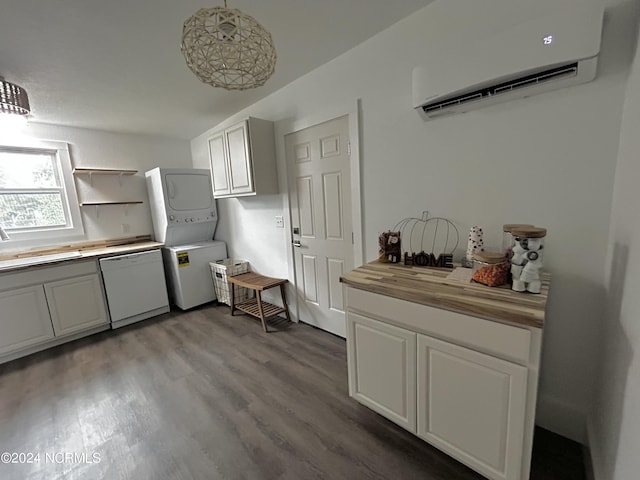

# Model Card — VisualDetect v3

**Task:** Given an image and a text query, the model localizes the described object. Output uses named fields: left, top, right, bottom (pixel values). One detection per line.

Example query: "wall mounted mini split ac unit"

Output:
left=412, top=0, right=605, bottom=119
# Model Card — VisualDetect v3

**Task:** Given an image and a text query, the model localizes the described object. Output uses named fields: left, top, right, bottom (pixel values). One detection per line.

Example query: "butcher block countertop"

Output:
left=340, top=261, right=550, bottom=328
left=0, top=236, right=164, bottom=273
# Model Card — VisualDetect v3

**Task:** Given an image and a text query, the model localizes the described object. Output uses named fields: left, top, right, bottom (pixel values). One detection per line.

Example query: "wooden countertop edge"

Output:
left=0, top=241, right=164, bottom=274
left=0, top=235, right=155, bottom=260
left=340, top=262, right=548, bottom=329
left=75, top=242, right=164, bottom=260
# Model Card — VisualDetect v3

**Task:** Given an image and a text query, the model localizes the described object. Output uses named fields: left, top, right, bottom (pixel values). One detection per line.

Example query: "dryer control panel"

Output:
left=168, top=211, right=217, bottom=224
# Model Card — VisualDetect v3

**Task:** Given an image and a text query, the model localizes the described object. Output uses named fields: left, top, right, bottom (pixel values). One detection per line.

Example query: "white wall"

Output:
left=191, top=0, right=638, bottom=442
left=6, top=123, right=191, bottom=248
left=589, top=6, right=640, bottom=479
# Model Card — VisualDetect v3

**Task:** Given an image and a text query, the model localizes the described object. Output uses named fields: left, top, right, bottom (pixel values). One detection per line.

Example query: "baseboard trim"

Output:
left=583, top=444, right=595, bottom=480
left=536, top=393, right=587, bottom=444
left=0, top=323, right=110, bottom=365
left=586, top=414, right=603, bottom=480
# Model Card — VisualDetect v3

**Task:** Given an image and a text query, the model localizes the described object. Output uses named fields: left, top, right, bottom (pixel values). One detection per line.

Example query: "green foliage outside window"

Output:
left=0, top=149, right=67, bottom=230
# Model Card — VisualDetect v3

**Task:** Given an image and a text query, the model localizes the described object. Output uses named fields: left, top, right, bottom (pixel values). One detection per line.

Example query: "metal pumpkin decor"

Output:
left=392, top=211, right=459, bottom=268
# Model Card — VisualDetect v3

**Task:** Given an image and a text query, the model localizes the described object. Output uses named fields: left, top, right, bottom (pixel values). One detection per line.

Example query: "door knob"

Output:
left=292, top=240, right=302, bottom=248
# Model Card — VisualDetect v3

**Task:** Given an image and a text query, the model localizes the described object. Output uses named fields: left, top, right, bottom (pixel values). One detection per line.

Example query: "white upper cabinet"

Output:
left=208, top=117, right=278, bottom=198
left=208, top=132, right=231, bottom=196
left=225, top=122, right=254, bottom=195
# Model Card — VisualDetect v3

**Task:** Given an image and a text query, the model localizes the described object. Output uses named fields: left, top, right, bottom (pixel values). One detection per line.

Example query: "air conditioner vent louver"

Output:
left=423, top=63, right=579, bottom=114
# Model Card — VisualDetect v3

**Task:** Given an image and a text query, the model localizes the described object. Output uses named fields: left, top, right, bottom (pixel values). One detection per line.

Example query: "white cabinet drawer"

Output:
left=0, top=260, right=98, bottom=291
left=346, top=287, right=531, bottom=364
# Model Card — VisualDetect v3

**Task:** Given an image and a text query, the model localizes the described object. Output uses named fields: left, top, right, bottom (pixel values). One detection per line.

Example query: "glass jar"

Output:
left=502, top=224, right=534, bottom=259
left=510, top=227, right=547, bottom=294
left=472, top=251, right=510, bottom=287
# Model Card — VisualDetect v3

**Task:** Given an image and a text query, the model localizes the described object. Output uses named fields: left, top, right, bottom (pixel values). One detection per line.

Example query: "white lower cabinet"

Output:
left=45, top=274, right=108, bottom=337
left=0, top=260, right=110, bottom=363
left=345, top=286, right=540, bottom=480
left=347, top=312, right=416, bottom=432
left=0, top=285, right=55, bottom=355
left=417, top=334, right=527, bottom=480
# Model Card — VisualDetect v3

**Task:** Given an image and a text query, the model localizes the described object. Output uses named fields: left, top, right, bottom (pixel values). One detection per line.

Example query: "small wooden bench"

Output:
left=227, top=272, right=291, bottom=332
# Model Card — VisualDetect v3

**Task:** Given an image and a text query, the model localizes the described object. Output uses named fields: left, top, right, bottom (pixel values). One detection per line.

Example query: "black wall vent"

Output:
left=423, top=63, right=579, bottom=115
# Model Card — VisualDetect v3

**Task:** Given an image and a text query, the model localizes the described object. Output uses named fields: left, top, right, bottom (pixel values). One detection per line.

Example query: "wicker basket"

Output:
left=210, top=259, right=253, bottom=306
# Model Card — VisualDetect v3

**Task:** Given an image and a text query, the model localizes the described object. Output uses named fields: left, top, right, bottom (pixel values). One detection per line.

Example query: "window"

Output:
left=0, top=141, right=83, bottom=245
left=0, top=148, right=68, bottom=229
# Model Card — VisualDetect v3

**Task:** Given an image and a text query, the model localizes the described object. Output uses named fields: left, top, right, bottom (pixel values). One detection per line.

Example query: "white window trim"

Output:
left=0, top=139, right=84, bottom=250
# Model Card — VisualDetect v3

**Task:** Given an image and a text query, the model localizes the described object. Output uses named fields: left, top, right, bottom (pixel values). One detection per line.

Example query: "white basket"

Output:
left=210, top=259, right=252, bottom=306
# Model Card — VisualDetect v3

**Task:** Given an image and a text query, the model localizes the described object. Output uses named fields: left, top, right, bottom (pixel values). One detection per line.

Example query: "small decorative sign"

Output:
left=391, top=211, right=459, bottom=270
left=404, top=252, right=453, bottom=268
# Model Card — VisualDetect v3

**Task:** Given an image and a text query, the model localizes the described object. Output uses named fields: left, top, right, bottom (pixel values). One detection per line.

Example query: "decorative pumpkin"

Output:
left=393, top=211, right=459, bottom=263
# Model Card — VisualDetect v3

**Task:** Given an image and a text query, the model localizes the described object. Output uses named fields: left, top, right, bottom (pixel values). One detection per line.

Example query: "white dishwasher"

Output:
left=99, top=249, right=170, bottom=329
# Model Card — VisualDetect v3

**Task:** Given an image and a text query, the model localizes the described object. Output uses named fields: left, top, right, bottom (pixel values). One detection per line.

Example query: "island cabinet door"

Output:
left=346, top=312, right=417, bottom=432
left=0, top=285, right=54, bottom=355
left=44, top=274, right=109, bottom=337
left=417, top=334, right=528, bottom=480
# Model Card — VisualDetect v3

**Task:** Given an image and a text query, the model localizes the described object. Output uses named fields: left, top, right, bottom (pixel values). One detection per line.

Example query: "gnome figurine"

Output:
left=510, top=228, right=547, bottom=294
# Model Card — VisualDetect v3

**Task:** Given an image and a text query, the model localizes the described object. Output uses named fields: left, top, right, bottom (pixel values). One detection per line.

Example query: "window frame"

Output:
left=0, top=140, right=84, bottom=247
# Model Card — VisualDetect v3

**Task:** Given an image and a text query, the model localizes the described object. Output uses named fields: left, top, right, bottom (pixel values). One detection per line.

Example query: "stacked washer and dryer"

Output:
left=145, top=168, right=227, bottom=310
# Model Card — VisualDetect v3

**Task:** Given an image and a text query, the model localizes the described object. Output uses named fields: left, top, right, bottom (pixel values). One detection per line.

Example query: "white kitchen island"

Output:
left=341, top=261, right=550, bottom=480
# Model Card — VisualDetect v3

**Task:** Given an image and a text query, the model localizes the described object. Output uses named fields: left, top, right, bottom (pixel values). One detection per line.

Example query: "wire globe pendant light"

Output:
left=181, top=1, right=276, bottom=91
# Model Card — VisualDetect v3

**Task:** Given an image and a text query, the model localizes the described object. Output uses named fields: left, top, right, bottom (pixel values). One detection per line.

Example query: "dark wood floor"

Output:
left=0, top=305, right=586, bottom=480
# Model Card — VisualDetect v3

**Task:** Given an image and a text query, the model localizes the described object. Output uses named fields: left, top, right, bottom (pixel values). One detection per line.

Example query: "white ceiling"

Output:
left=0, top=0, right=433, bottom=140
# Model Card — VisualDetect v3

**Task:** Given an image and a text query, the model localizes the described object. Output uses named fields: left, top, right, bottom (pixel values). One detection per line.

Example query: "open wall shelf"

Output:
left=73, top=168, right=138, bottom=186
left=79, top=201, right=143, bottom=217
left=73, top=168, right=138, bottom=175
left=80, top=201, right=143, bottom=206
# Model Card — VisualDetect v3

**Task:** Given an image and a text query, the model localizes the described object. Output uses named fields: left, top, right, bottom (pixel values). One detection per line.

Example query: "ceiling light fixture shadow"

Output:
left=0, top=77, right=30, bottom=117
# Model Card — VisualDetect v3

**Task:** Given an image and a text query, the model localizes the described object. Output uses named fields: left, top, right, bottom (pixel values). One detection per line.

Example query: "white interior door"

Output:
left=286, top=115, right=352, bottom=337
